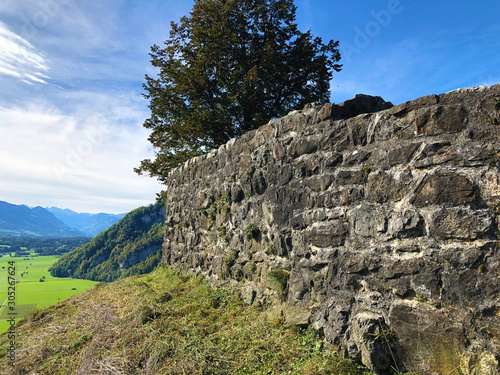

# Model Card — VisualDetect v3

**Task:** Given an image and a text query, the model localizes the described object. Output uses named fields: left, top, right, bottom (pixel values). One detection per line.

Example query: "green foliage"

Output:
left=235, top=265, right=245, bottom=281
left=267, top=268, right=290, bottom=297
left=364, top=329, right=396, bottom=343
left=210, top=194, right=230, bottom=222
left=249, top=262, right=257, bottom=274
left=0, top=237, right=90, bottom=256
left=49, top=203, right=165, bottom=282
left=267, top=242, right=277, bottom=255
left=135, top=0, right=342, bottom=181
left=246, top=166, right=256, bottom=178
left=217, top=225, right=227, bottom=237
left=244, top=223, right=260, bottom=241
left=491, top=201, right=500, bottom=215
left=415, top=295, right=428, bottom=303
left=223, top=249, right=239, bottom=278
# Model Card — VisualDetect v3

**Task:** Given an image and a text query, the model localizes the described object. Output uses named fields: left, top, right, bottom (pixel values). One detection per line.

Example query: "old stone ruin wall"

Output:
left=162, top=84, right=500, bottom=374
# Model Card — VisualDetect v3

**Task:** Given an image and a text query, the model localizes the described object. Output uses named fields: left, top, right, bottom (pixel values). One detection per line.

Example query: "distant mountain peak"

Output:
left=0, top=201, right=87, bottom=238
left=46, top=207, right=127, bottom=237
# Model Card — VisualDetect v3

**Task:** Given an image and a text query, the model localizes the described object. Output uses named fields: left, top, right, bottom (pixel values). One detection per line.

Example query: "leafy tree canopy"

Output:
left=136, top=0, right=341, bottom=182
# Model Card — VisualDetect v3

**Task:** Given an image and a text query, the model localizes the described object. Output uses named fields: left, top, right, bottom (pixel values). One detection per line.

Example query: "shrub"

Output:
left=267, top=268, right=290, bottom=298
left=222, top=249, right=239, bottom=278
left=244, top=223, right=260, bottom=241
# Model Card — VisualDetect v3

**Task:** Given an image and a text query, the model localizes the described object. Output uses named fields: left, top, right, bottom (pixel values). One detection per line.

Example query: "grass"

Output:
left=0, top=265, right=376, bottom=375
left=0, top=253, right=98, bottom=333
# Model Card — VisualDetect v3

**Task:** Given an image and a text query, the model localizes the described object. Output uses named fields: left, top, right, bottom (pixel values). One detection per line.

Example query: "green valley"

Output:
left=0, top=254, right=98, bottom=333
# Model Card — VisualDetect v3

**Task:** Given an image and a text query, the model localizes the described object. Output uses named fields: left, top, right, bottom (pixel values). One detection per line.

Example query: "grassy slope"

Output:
left=0, top=266, right=376, bottom=375
left=0, top=255, right=98, bottom=333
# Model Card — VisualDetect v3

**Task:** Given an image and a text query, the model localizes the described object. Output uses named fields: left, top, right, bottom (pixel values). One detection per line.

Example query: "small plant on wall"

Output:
left=245, top=223, right=260, bottom=241
left=222, top=249, right=239, bottom=279
left=267, top=268, right=290, bottom=299
left=209, top=194, right=230, bottom=222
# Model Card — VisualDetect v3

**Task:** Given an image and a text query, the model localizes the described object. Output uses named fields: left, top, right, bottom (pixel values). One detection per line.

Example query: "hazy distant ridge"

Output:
left=0, top=201, right=87, bottom=238
left=46, top=207, right=126, bottom=237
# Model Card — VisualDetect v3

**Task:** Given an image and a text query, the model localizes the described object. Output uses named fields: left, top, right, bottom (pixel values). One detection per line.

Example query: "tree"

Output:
left=136, top=0, right=341, bottom=182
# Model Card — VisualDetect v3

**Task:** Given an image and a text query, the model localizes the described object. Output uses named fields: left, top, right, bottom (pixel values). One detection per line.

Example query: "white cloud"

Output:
left=0, top=91, right=162, bottom=214
left=0, top=22, right=50, bottom=84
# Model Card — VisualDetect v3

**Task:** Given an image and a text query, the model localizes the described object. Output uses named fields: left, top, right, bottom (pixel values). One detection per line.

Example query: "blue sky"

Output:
left=0, top=0, right=498, bottom=214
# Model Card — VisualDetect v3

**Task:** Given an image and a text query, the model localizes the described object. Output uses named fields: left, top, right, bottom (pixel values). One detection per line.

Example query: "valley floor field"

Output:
left=0, top=254, right=98, bottom=332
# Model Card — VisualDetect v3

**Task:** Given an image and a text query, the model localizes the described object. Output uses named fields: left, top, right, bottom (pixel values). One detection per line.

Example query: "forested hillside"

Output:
left=0, top=236, right=90, bottom=255
left=49, top=203, right=164, bottom=282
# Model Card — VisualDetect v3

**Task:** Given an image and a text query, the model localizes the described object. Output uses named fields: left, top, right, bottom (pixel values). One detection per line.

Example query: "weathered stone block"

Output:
left=366, top=171, right=410, bottom=203
left=347, top=115, right=369, bottom=146
left=429, top=208, right=492, bottom=240
left=323, top=152, right=343, bottom=168
left=387, top=209, right=424, bottom=238
left=387, top=94, right=439, bottom=116
left=305, top=221, right=348, bottom=247
left=313, top=294, right=352, bottom=344
left=344, top=312, right=392, bottom=373
left=343, top=149, right=371, bottom=166
left=306, top=175, right=334, bottom=192
left=412, top=172, right=475, bottom=206
left=416, top=105, right=467, bottom=135
left=288, top=137, right=317, bottom=157
left=288, top=268, right=312, bottom=300
left=483, top=170, right=500, bottom=200
left=336, top=169, right=366, bottom=185
left=313, top=94, right=392, bottom=124
left=340, top=187, right=365, bottom=206
left=387, top=143, right=421, bottom=166
left=277, top=164, right=293, bottom=186
left=251, top=169, right=267, bottom=195
left=352, top=205, right=387, bottom=237
left=320, top=125, right=351, bottom=152
left=389, top=302, right=465, bottom=374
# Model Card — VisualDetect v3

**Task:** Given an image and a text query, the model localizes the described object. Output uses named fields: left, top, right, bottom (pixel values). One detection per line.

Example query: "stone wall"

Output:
left=162, top=84, right=500, bottom=374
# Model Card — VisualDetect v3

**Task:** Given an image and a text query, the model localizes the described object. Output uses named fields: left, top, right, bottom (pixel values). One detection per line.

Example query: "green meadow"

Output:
left=0, top=253, right=98, bottom=332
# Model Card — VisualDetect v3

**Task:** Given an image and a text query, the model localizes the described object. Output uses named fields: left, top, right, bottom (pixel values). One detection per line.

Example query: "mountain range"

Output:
left=0, top=201, right=86, bottom=238
left=0, top=201, right=126, bottom=238
left=46, top=207, right=125, bottom=237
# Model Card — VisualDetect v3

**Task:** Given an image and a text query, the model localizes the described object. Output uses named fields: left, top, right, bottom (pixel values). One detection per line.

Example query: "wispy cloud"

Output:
left=0, top=91, right=162, bottom=214
left=0, top=22, right=50, bottom=84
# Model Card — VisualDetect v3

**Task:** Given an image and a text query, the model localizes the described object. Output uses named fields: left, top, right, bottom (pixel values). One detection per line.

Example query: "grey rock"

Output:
left=387, top=208, right=424, bottom=238
left=412, top=172, right=476, bottom=207
left=429, top=207, right=492, bottom=240
left=352, top=205, right=387, bottom=237
left=305, top=220, right=348, bottom=247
